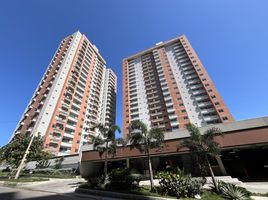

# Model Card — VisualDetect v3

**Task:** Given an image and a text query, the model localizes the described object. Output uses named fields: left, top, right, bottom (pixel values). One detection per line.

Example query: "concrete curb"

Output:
left=75, top=188, right=175, bottom=200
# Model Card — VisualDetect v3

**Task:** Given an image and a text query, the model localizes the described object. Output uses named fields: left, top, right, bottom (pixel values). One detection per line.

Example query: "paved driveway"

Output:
left=0, top=178, right=117, bottom=200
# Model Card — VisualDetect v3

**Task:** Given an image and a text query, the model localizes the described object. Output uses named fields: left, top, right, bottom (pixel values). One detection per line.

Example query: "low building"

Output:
left=80, top=116, right=268, bottom=181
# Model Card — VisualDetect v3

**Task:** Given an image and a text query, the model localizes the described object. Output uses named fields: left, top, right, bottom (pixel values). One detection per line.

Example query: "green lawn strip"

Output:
left=27, top=173, right=76, bottom=179
left=0, top=177, right=49, bottom=183
left=1, top=172, right=76, bottom=180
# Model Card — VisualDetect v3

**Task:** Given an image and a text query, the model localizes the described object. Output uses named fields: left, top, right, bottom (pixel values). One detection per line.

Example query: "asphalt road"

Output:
left=0, top=179, right=117, bottom=200
left=0, top=186, right=93, bottom=200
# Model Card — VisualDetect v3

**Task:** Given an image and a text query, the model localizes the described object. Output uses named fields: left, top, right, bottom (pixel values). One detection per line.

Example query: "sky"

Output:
left=0, top=0, right=268, bottom=147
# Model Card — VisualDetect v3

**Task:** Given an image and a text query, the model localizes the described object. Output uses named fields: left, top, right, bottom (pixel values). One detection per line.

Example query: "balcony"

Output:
left=198, top=102, right=212, bottom=108
left=204, top=115, right=220, bottom=121
left=56, top=117, right=65, bottom=124
left=192, top=90, right=206, bottom=96
left=68, top=115, right=78, bottom=123
left=53, top=127, right=63, bottom=134
left=62, top=102, right=70, bottom=108
left=170, top=121, right=179, bottom=127
left=190, top=84, right=203, bottom=90
left=63, top=133, right=74, bottom=139
left=186, top=74, right=198, bottom=80
left=49, top=136, right=61, bottom=144
left=61, top=141, right=73, bottom=148
left=59, top=109, right=68, bottom=116
left=188, top=79, right=200, bottom=85
left=201, top=108, right=215, bottom=114
left=195, top=95, right=209, bottom=102
left=65, top=124, right=76, bottom=130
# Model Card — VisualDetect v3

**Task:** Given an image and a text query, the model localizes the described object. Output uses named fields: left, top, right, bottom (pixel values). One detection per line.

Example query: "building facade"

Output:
left=12, top=31, right=117, bottom=156
left=123, top=35, right=233, bottom=138
left=81, top=116, right=268, bottom=180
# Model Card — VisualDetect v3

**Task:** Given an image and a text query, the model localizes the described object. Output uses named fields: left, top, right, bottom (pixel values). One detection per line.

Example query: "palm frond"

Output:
left=148, top=128, right=164, bottom=149
left=203, top=127, right=223, bottom=140
left=107, top=125, right=121, bottom=139
left=91, top=123, right=107, bottom=136
left=96, top=146, right=105, bottom=157
left=185, top=123, right=201, bottom=142
left=93, top=135, right=105, bottom=145
left=129, top=120, right=148, bottom=135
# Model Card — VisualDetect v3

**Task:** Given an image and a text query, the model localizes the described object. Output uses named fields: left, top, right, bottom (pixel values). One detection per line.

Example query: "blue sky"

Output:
left=0, top=0, right=268, bottom=146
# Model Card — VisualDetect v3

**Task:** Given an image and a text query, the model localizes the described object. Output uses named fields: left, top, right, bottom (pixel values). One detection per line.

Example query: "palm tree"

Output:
left=92, top=124, right=122, bottom=182
left=178, top=123, right=223, bottom=192
left=127, top=120, right=164, bottom=190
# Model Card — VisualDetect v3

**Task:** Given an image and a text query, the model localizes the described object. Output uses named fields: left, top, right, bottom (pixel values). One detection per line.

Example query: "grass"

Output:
left=28, top=173, right=76, bottom=179
left=0, top=177, right=49, bottom=183
left=0, top=171, right=76, bottom=179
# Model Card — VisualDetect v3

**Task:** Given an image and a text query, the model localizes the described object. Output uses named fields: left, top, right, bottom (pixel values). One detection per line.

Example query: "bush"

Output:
left=83, top=175, right=106, bottom=189
left=210, top=180, right=251, bottom=200
left=156, top=169, right=203, bottom=198
left=108, top=168, right=142, bottom=190
left=31, top=168, right=75, bottom=177
left=2, top=167, right=11, bottom=172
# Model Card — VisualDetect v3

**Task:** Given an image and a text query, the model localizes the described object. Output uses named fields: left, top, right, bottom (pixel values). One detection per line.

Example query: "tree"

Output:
left=54, top=156, right=64, bottom=169
left=127, top=120, right=164, bottom=190
left=178, top=124, right=223, bottom=192
left=92, top=124, right=123, bottom=182
left=0, top=134, right=52, bottom=175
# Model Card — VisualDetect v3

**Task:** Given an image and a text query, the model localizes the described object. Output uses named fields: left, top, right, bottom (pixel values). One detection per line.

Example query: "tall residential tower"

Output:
left=123, top=35, right=233, bottom=138
left=12, top=31, right=117, bottom=156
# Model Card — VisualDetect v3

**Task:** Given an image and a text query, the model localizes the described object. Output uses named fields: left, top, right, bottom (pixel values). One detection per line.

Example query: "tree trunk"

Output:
left=147, top=151, right=154, bottom=190
left=206, top=155, right=218, bottom=192
left=15, top=133, right=35, bottom=179
left=104, top=141, right=108, bottom=183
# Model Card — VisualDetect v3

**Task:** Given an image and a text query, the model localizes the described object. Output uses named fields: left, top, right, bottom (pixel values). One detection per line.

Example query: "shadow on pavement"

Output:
left=0, top=191, right=98, bottom=200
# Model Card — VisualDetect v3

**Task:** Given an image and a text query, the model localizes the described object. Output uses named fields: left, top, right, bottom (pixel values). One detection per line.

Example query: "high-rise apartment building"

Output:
left=12, top=31, right=117, bottom=156
left=123, top=35, right=233, bottom=138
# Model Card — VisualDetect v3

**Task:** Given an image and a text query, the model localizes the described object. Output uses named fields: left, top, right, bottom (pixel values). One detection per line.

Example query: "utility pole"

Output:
left=14, top=133, right=35, bottom=179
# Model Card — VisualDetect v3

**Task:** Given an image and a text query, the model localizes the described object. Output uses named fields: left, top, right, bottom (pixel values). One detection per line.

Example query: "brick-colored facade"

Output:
left=123, top=35, right=234, bottom=138
left=12, top=31, right=117, bottom=156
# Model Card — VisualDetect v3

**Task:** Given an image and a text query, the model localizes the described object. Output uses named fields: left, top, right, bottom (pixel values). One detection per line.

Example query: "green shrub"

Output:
left=210, top=180, right=251, bottom=200
left=108, top=168, right=142, bottom=190
left=32, top=168, right=74, bottom=177
left=156, top=169, right=203, bottom=198
left=85, top=175, right=106, bottom=189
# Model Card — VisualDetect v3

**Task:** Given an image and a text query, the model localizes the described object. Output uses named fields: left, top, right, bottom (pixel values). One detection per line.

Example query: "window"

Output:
left=215, top=102, right=220, bottom=105
left=179, top=103, right=184, bottom=106
left=211, top=95, right=216, bottom=99
left=181, top=110, right=186, bottom=113
left=172, top=125, right=179, bottom=130
left=218, top=109, right=224, bottom=113
left=202, top=78, right=207, bottom=81
left=208, top=89, right=213, bottom=93
left=222, top=116, right=228, bottom=120
left=183, top=116, right=188, bottom=120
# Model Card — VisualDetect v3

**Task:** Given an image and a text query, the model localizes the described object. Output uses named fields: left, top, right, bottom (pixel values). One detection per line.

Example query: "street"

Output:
left=0, top=179, right=117, bottom=200
left=0, top=186, right=89, bottom=200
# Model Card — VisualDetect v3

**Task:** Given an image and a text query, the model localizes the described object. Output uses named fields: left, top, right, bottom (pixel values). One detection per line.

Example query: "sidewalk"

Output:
left=242, top=182, right=268, bottom=194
